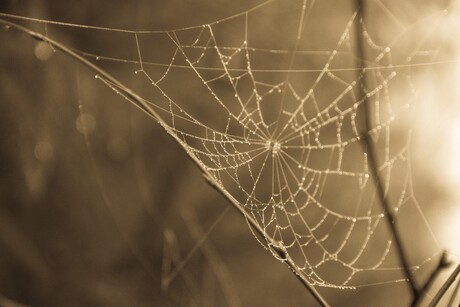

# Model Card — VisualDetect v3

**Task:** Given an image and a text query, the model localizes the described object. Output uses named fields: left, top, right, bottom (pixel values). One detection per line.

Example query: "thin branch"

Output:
left=360, top=135, right=419, bottom=296
left=429, top=262, right=460, bottom=307
left=355, top=2, right=453, bottom=306
left=0, top=18, right=329, bottom=307
left=203, top=174, right=328, bottom=306
left=446, top=273, right=460, bottom=307
left=412, top=252, right=451, bottom=307
left=355, top=0, right=418, bottom=298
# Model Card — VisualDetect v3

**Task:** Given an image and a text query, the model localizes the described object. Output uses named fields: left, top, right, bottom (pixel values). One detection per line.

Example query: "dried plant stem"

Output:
left=446, top=273, right=460, bottom=307
left=412, top=252, right=450, bottom=306
left=203, top=174, right=328, bottom=306
left=360, top=134, right=418, bottom=297
left=0, top=18, right=328, bottom=307
left=355, top=1, right=452, bottom=305
left=429, top=262, right=460, bottom=307
left=355, top=0, right=418, bottom=298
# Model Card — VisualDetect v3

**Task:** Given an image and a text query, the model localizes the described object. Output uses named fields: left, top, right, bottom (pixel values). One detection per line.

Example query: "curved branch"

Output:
left=0, top=17, right=329, bottom=307
left=429, top=262, right=460, bottom=307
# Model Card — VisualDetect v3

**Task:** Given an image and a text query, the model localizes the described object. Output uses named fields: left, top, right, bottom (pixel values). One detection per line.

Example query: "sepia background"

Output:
left=0, top=0, right=460, bottom=306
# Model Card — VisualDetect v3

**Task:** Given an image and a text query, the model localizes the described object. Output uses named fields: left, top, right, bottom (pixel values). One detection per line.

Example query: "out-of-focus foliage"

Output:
left=0, top=1, right=459, bottom=306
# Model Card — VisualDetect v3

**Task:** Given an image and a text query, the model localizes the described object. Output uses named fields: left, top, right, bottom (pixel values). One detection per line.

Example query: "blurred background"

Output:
left=0, top=0, right=460, bottom=306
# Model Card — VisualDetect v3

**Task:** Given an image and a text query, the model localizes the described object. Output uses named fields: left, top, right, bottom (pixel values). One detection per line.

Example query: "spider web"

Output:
left=2, top=0, right=452, bottom=289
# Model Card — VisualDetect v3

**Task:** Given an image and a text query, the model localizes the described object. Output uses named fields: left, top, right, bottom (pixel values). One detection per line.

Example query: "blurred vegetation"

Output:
left=0, top=0, right=459, bottom=306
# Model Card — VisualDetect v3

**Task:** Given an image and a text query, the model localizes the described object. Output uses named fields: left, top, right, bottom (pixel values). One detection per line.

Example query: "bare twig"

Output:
left=355, top=2, right=452, bottom=306
left=203, top=174, right=328, bottom=306
left=446, top=273, right=460, bottom=307
left=355, top=0, right=418, bottom=298
left=0, top=18, right=328, bottom=307
left=429, top=262, right=460, bottom=307
left=412, top=252, right=451, bottom=307
left=360, top=135, right=419, bottom=296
